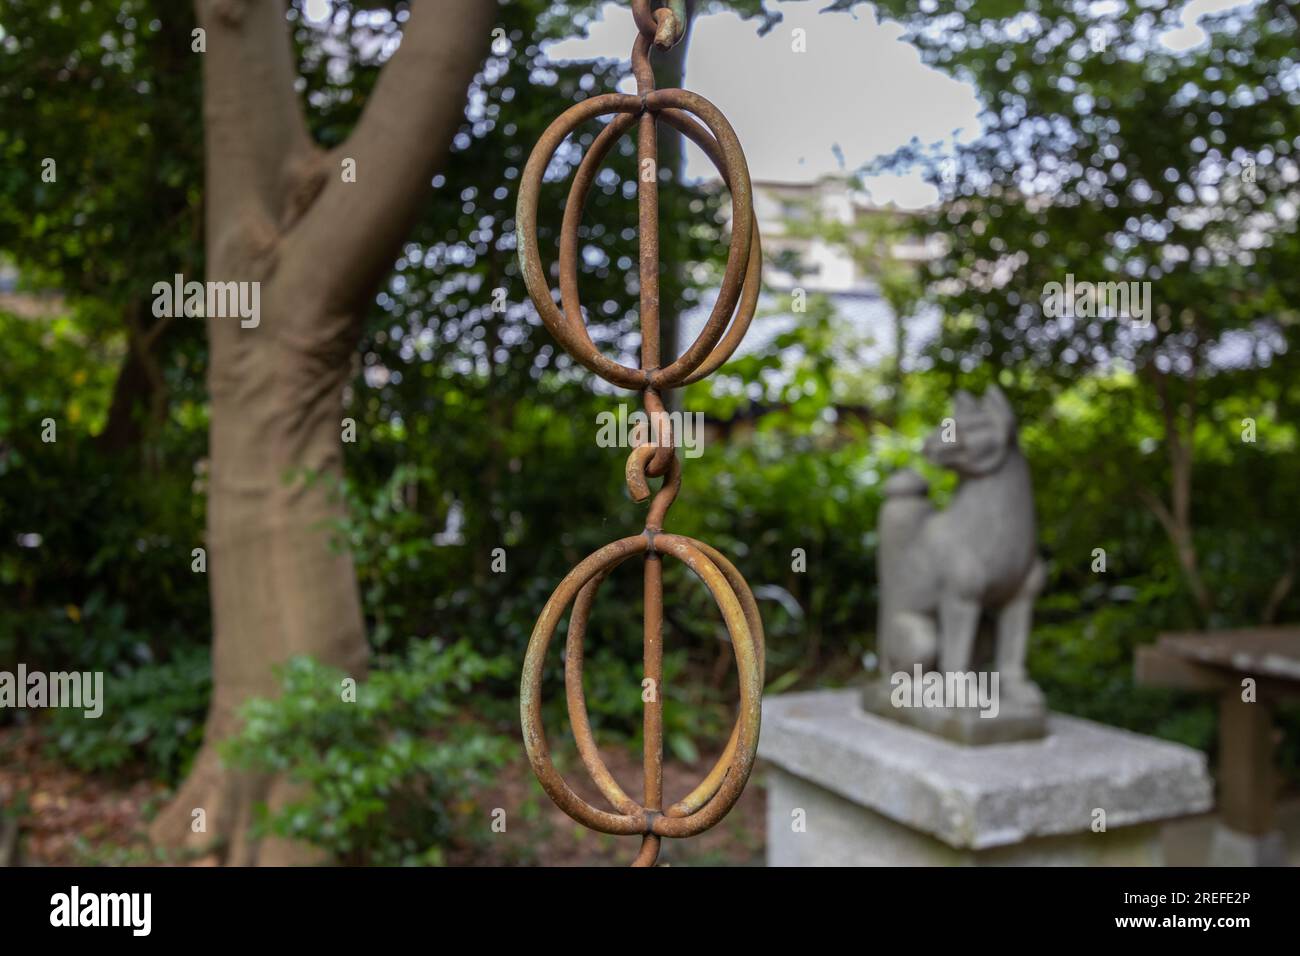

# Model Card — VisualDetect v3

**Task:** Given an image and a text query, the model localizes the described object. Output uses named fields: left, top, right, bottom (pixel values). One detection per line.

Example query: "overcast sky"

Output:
left=543, top=0, right=1257, bottom=207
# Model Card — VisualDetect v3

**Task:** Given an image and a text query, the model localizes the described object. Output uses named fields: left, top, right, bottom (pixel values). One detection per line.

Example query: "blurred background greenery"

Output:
left=2, top=0, right=1298, bottom=864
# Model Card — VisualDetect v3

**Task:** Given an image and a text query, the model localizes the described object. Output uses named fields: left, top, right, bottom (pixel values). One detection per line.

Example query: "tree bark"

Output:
left=150, top=0, right=492, bottom=865
left=95, top=300, right=172, bottom=459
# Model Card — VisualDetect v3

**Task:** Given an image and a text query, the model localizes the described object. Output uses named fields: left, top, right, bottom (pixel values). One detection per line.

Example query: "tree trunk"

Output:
left=1141, top=369, right=1214, bottom=621
left=95, top=300, right=172, bottom=460
left=149, top=0, right=492, bottom=865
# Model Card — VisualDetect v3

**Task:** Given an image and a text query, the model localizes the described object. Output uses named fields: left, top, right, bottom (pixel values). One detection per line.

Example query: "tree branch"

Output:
left=195, top=0, right=315, bottom=238
left=1262, top=549, right=1296, bottom=625
left=1136, top=486, right=1171, bottom=534
left=281, top=0, right=495, bottom=313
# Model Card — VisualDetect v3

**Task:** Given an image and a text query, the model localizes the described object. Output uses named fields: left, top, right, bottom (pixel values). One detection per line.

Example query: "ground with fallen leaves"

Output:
left=0, top=723, right=767, bottom=867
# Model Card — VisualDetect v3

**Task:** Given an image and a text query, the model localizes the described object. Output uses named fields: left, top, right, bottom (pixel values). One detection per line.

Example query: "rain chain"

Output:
left=516, top=0, right=765, bottom=867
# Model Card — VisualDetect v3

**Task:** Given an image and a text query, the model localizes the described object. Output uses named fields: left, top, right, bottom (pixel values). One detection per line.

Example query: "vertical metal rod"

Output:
left=637, top=23, right=666, bottom=841
left=638, top=110, right=660, bottom=371
left=643, top=551, right=664, bottom=814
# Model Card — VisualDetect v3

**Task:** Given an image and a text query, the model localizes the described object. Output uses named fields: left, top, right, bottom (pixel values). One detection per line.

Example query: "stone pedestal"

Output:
left=1207, top=825, right=1287, bottom=867
left=860, top=673, right=1046, bottom=745
left=760, top=690, right=1213, bottom=866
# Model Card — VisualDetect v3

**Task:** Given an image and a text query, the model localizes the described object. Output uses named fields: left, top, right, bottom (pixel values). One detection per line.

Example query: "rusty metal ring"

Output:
left=557, top=107, right=762, bottom=391
left=660, top=540, right=765, bottom=818
left=519, top=533, right=763, bottom=840
left=563, top=541, right=765, bottom=823
left=515, top=89, right=757, bottom=391
left=557, top=108, right=762, bottom=391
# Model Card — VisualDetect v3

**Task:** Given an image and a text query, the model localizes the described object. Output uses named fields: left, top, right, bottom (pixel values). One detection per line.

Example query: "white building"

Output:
left=681, top=176, right=938, bottom=376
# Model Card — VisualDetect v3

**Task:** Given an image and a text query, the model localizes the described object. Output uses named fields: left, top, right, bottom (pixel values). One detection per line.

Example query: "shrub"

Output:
left=224, top=638, right=513, bottom=866
left=46, top=644, right=210, bottom=783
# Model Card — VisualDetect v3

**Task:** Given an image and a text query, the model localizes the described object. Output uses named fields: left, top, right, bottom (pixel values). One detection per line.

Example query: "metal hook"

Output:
left=632, top=0, right=687, bottom=50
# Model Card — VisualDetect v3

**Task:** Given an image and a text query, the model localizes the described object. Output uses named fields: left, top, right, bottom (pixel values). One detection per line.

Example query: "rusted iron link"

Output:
left=632, top=0, right=687, bottom=49
left=516, top=0, right=764, bottom=867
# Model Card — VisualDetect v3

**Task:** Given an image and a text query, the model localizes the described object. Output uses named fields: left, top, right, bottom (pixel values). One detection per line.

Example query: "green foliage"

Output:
left=0, top=2, right=203, bottom=300
left=0, top=304, right=208, bottom=678
left=866, top=0, right=1300, bottom=386
left=1029, top=591, right=1216, bottom=749
left=47, top=645, right=210, bottom=784
left=224, top=639, right=513, bottom=866
left=670, top=420, right=884, bottom=679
